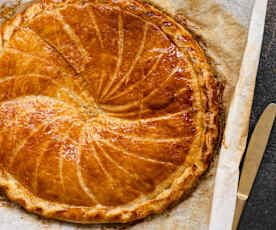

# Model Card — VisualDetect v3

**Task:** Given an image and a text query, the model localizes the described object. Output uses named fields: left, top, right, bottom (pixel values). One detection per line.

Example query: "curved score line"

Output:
left=93, top=121, right=189, bottom=143
left=94, top=141, right=143, bottom=193
left=58, top=122, right=76, bottom=199
left=33, top=140, right=51, bottom=194
left=98, top=139, right=175, bottom=167
left=90, top=139, right=115, bottom=184
left=99, top=64, right=181, bottom=114
left=5, top=42, right=71, bottom=75
left=0, top=95, right=87, bottom=125
left=57, top=87, right=95, bottom=113
left=94, top=141, right=136, bottom=178
left=0, top=30, right=3, bottom=49
left=96, top=70, right=106, bottom=100
left=20, top=27, right=77, bottom=74
left=102, top=22, right=149, bottom=101
left=103, top=105, right=193, bottom=120
left=28, top=24, right=97, bottom=105
left=8, top=123, right=45, bottom=168
left=106, top=54, right=164, bottom=102
left=25, top=26, right=94, bottom=102
left=54, top=10, right=90, bottom=69
left=2, top=46, right=90, bottom=104
left=105, top=108, right=193, bottom=123
left=0, top=74, right=93, bottom=115
left=8, top=114, right=73, bottom=168
left=4, top=48, right=57, bottom=67
left=76, top=124, right=100, bottom=204
left=103, top=109, right=151, bottom=118
left=99, top=12, right=124, bottom=100
left=87, top=6, right=104, bottom=49
left=100, top=100, right=138, bottom=113
left=0, top=107, right=31, bottom=166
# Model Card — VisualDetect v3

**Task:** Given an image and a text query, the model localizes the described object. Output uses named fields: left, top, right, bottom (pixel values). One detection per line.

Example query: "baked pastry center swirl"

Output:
left=0, top=0, right=220, bottom=223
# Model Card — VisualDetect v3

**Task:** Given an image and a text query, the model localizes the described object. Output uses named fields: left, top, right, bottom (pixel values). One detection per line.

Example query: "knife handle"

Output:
left=232, top=194, right=248, bottom=230
left=231, top=103, right=276, bottom=230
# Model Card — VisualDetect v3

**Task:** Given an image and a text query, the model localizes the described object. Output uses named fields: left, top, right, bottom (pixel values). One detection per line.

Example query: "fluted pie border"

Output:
left=0, top=0, right=220, bottom=223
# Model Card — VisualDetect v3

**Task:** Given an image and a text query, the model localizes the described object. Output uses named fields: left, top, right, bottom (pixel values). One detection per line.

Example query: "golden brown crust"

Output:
left=0, top=0, right=220, bottom=223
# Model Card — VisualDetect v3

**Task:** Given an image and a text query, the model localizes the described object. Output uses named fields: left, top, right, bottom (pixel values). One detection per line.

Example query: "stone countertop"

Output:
left=237, top=0, right=276, bottom=229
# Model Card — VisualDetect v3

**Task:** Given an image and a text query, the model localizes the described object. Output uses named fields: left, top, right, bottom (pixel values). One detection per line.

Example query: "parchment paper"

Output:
left=0, top=0, right=267, bottom=230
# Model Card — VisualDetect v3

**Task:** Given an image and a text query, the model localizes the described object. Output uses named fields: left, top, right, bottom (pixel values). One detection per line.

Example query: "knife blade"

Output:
left=232, top=103, right=276, bottom=230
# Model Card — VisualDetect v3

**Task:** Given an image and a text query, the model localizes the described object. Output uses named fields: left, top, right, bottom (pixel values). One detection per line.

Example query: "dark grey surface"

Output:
left=237, top=0, right=276, bottom=229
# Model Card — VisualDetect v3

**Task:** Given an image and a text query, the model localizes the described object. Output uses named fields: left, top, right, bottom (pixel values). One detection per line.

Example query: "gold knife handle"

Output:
left=232, top=193, right=248, bottom=230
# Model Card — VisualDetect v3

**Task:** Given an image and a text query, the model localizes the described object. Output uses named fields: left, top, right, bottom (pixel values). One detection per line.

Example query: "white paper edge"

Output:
left=209, top=0, right=268, bottom=229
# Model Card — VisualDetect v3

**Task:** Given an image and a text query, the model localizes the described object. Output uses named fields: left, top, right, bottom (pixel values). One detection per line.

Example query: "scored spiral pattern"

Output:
left=0, top=0, right=220, bottom=223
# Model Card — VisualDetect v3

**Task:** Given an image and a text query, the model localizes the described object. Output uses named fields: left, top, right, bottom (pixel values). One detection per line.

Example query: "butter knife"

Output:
left=232, top=103, right=276, bottom=230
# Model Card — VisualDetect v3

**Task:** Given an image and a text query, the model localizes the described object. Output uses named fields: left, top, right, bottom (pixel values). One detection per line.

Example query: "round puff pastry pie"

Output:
left=0, top=0, right=220, bottom=224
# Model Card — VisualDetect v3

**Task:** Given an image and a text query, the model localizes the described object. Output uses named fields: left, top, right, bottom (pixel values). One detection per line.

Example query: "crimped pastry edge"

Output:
left=0, top=0, right=220, bottom=223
